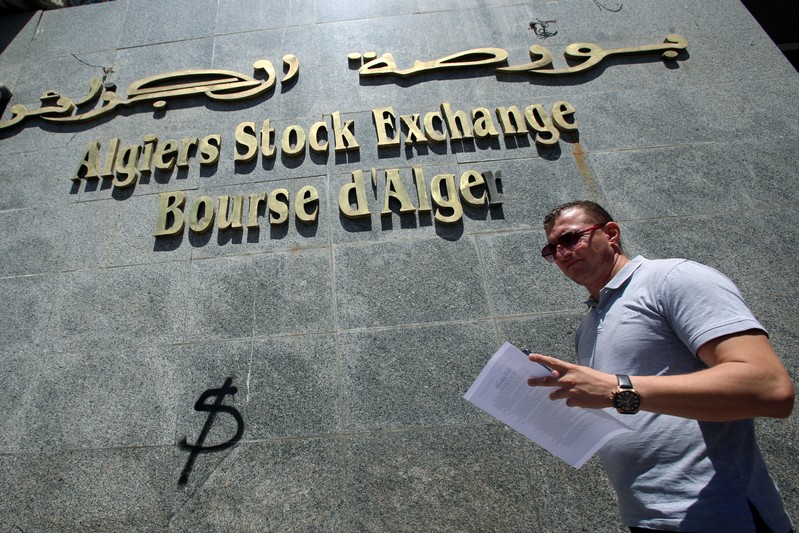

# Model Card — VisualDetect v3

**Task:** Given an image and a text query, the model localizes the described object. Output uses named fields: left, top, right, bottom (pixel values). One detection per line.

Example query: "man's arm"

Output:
left=526, top=330, right=795, bottom=421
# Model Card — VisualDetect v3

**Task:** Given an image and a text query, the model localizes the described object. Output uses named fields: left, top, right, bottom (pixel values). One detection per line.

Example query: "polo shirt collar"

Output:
left=584, top=255, right=647, bottom=307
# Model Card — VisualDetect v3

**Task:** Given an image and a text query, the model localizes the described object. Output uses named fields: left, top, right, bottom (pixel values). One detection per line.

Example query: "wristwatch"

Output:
left=613, top=374, right=641, bottom=414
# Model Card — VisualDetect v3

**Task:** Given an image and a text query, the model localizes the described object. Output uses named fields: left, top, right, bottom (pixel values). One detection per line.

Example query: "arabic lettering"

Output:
left=494, top=45, right=554, bottom=73
left=1, top=34, right=688, bottom=132
left=355, top=34, right=687, bottom=78
left=354, top=47, right=509, bottom=77
left=500, top=33, right=688, bottom=75
left=0, top=55, right=300, bottom=132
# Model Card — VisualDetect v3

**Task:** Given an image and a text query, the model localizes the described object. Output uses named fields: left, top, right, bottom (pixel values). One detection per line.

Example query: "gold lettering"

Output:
left=260, top=119, right=276, bottom=158
left=188, top=196, right=215, bottom=233
left=552, top=101, right=579, bottom=132
left=401, top=114, right=427, bottom=144
left=524, top=104, right=559, bottom=146
left=423, top=111, right=447, bottom=143
left=332, top=111, right=359, bottom=152
left=113, top=144, right=140, bottom=188
left=338, top=169, right=370, bottom=218
left=101, top=137, right=120, bottom=178
left=295, top=185, right=319, bottom=223
left=139, top=134, right=158, bottom=174
left=430, top=173, right=463, bottom=224
left=217, top=194, right=244, bottom=230
left=154, top=191, right=186, bottom=237
left=412, top=165, right=431, bottom=212
left=372, top=106, right=400, bottom=148
left=495, top=106, right=528, bottom=136
left=472, top=107, right=500, bottom=138
left=199, top=134, right=221, bottom=165
left=247, top=192, right=267, bottom=228
left=154, top=139, right=179, bottom=171
left=459, top=170, right=486, bottom=206
left=440, top=102, right=473, bottom=140
left=309, top=121, right=328, bottom=153
left=268, top=188, right=290, bottom=224
left=177, top=137, right=199, bottom=168
left=382, top=168, right=416, bottom=215
left=281, top=125, right=306, bottom=156
left=73, top=141, right=101, bottom=181
left=235, top=121, right=258, bottom=162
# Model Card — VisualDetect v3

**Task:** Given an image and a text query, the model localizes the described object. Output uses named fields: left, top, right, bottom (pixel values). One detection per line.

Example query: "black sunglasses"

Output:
left=541, top=223, right=606, bottom=262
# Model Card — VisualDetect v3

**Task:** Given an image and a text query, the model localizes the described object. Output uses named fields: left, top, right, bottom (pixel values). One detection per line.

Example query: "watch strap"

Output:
left=617, top=374, right=633, bottom=389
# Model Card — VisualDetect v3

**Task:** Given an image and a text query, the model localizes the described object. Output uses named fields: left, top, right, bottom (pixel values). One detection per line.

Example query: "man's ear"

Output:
left=603, top=221, right=622, bottom=247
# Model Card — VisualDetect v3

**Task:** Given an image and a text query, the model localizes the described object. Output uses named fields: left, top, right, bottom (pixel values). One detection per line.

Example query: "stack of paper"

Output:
left=464, top=342, right=631, bottom=468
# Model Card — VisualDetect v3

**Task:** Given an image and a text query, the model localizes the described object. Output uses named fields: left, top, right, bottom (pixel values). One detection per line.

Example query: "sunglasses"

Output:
left=541, top=223, right=606, bottom=262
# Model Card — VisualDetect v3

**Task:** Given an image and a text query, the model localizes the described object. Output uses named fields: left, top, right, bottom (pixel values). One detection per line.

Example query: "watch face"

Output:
left=614, top=390, right=641, bottom=413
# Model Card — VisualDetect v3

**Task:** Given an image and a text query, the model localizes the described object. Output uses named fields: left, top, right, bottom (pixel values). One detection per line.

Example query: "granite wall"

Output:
left=0, top=0, right=797, bottom=530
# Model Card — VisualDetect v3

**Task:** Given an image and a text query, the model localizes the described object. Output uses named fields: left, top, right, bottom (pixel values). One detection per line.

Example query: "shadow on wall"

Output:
left=741, top=0, right=799, bottom=72
left=0, top=10, right=35, bottom=116
left=0, top=9, right=33, bottom=52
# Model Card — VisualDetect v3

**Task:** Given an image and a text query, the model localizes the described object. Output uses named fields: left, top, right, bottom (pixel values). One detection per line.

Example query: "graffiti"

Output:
left=179, top=377, right=244, bottom=485
left=529, top=19, right=558, bottom=39
left=591, top=0, right=623, bottom=12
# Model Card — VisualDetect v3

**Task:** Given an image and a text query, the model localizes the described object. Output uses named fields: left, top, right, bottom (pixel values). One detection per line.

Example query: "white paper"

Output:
left=464, top=341, right=632, bottom=468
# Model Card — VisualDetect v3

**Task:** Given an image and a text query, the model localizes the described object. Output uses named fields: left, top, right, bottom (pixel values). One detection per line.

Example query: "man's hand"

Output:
left=526, top=353, right=617, bottom=409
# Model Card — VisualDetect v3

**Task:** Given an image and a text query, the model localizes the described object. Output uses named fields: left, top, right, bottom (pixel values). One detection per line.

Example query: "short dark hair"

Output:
left=543, top=200, right=614, bottom=228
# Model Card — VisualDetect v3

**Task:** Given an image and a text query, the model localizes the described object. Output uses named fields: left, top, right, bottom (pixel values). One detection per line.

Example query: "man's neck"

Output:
left=588, top=252, right=630, bottom=301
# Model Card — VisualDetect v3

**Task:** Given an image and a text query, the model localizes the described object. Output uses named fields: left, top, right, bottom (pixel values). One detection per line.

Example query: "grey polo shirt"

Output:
left=577, top=256, right=792, bottom=532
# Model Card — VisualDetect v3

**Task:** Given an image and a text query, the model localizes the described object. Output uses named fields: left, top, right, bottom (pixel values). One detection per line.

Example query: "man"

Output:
left=526, top=200, right=795, bottom=532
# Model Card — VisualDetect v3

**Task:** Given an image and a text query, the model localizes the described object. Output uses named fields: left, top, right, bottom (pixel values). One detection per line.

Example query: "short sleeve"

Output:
left=657, top=261, right=765, bottom=355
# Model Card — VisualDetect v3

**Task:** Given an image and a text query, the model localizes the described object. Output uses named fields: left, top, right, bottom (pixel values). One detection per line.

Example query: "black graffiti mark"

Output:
left=178, top=377, right=244, bottom=485
left=71, top=53, right=114, bottom=82
left=592, top=0, right=623, bottom=12
left=529, top=19, right=558, bottom=39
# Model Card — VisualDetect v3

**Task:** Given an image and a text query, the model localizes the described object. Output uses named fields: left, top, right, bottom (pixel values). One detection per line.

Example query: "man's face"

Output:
left=544, top=207, right=616, bottom=290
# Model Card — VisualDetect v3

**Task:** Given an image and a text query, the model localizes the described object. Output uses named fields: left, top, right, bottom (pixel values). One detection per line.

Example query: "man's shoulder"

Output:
left=636, top=256, right=688, bottom=269
left=635, top=256, right=719, bottom=279
left=629, top=257, right=736, bottom=295
left=629, top=257, right=686, bottom=283
left=632, top=257, right=747, bottom=306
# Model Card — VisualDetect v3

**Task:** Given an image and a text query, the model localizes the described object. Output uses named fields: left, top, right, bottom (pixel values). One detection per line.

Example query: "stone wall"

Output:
left=1, top=0, right=797, bottom=530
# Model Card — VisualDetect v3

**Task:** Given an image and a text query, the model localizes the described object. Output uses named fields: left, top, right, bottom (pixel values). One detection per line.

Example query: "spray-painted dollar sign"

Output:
left=179, top=377, right=244, bottom=485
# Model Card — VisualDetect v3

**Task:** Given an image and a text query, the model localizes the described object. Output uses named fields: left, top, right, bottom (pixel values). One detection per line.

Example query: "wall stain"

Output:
left=570, top=141, right=599, bottom=199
